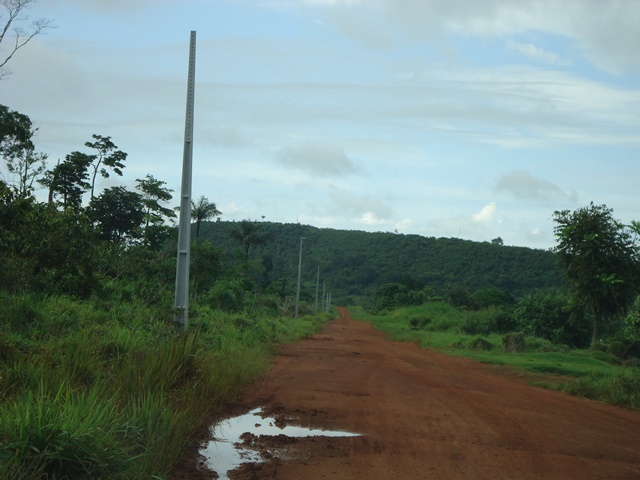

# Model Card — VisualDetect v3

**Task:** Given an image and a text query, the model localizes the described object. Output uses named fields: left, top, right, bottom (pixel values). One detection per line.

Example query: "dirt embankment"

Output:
left=178, top=307, right=640, bottom=479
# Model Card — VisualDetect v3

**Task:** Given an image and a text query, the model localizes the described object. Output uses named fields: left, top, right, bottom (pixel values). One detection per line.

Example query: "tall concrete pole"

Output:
left=294, top=236, right=305, bottom=319
left=314, top=265, right=320, bottom=312
left=174, top=31, right=196, bottom=330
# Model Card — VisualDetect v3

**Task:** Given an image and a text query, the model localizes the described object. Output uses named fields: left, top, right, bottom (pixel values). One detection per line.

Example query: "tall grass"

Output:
left=0, top=291, right=330, bottom=479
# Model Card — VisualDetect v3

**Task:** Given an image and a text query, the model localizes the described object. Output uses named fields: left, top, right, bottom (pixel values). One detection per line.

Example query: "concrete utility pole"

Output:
left=294, top=236, right=305, bottom=319
left=322, top=280, right=326, bottom=312
left=174, top=31, right=196, bottom=330
left=314, top=265, right=320, bottom=312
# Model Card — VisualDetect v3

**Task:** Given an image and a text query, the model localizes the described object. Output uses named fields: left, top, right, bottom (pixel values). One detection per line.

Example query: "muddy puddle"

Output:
left=199, top=408, right=360, bottom=479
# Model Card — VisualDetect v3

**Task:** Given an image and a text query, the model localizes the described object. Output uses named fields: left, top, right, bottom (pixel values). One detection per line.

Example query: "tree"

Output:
left=0, top=104, right=33, bottom=154
left=135, top=174, right=176, bottom=248
left=553, top=203, right=640, bottom=347
left=83, top=134, right=127, bottom=199
left=230, top=219, right=271, bottom=262
left=491, top=237, right=504, bottom=246
left=39, top=152, right=91, bottom=211
left=0, top=104, right=45, bottom=198
left=0, top=0, right=54, bottom=78
left=191, top=195, right=221, bottom=240
left=88, top=186, right=144, bottom=243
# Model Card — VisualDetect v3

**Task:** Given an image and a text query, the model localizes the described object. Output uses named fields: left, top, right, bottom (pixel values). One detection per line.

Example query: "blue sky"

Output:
left=2, top=0, right=639, bottom=249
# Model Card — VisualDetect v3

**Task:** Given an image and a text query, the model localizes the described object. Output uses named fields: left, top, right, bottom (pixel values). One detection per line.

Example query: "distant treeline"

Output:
left=199, top=221, right=565, bottom=304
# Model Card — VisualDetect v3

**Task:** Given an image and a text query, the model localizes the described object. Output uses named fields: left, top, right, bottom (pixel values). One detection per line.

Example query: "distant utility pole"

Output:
left=174, top=31, right=197, bottom=330
left=314, top=265, right=320, bottom=312
left=294, top=236, right=305, bottom=319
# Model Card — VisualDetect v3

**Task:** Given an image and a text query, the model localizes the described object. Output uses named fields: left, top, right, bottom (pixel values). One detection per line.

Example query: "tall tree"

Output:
left=191, top=195, right=221, bottom=240
left=0, top=104, right=33, bottom=154
left=230, top=219, right=271, bottom=262
left=135, top=174, right=176, bottom=248
left=6, top=147, right=46, bottom=198
left=0, top=104, right=45, bottom=198
left=88, top=186, right=144, bottom=243
left=83, top=134, right=127, bottom=199
left=0, top=0, right=54, bottom=78
left=39, top=152, right=91, bottom=211
left=553, top=203, right=640, bottom=347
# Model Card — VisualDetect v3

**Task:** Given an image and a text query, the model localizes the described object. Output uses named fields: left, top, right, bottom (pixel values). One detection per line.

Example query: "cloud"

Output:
left=507, top=41, right=569, bottom=66
left=274, top=141, right=360, bottom=177
left=472, top=202, right=497, bottom=223
left=289, top=0, right=640, bottom=74
left=495, top=170, right=576, bottom=202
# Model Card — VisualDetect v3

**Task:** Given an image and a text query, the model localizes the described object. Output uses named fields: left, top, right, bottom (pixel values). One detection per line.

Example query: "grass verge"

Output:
left=0, top=292, right=330, bottom=479
left=348, top=304, right=638, bottom=409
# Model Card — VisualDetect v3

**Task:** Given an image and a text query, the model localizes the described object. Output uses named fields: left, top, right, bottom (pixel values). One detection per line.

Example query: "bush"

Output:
left=473, top=287, right=515, bottom=309
left=458, top=307, right=501, bottom=335
left=503, top=332, right=525, bottom=352
left=467, top=337, right=493, bottom=351
left=512, top=291, right=591, bottom=347
left=205, top=278, right=248, bottom=312
left=447, top=286, right=478, bottom=310
left=409, top=316, right=431, bottom=330
left=562, top=369, right=640, bottom=408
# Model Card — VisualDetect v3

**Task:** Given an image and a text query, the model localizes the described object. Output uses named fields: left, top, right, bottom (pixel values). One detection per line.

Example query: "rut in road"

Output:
left=203, top=307, right=640, bottom=480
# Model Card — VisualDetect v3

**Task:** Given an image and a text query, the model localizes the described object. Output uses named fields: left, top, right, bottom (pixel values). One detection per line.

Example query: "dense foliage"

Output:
left=554, top=203, right=640, bottom=347
left=199, top=220, right=565, bottom=306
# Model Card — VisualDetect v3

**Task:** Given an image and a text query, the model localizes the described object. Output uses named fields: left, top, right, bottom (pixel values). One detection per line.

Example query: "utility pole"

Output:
left=294, top=236, right=305, bottom=319
left=314, top=265, right=320, bottom=312
left=174, top=31, right=196, bottom=330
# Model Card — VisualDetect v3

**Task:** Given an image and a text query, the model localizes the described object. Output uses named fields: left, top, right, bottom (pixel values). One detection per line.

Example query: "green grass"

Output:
left=0, top=292, right=330, bottom=479
left=350, top=303, right=637, bottom=407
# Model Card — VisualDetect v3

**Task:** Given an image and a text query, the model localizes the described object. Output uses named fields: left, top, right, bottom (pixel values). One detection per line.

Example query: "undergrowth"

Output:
left=0, top=292, right=330, bottom=479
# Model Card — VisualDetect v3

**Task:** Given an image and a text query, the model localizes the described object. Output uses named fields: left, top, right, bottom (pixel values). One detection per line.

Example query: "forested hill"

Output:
left=199, top=221, right=565, bottom=303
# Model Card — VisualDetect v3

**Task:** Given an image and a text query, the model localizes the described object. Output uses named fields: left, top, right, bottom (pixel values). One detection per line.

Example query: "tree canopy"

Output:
left=553, top=203, right=640, bottom=347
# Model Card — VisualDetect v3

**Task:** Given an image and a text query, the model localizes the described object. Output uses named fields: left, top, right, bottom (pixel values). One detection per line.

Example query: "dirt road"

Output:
left=191, top=307, right=640, bottom=479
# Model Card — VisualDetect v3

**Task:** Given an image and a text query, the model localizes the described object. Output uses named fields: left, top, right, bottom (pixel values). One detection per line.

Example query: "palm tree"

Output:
left=191, top=195, right=221, bottom=240
left=230, top=219, right=272, bottom=262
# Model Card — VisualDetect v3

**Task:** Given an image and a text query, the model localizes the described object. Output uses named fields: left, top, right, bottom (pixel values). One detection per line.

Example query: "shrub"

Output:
left=205, top=279, right=248, bottom=312
left=473, top=287, right=515, bottom=309
left=503, top=332, right=526, bottom=352
left=467, top=337, right=493, bottom=351
left=409, top=316, right=431, bottom=330
left=512, top=291, right=591, bottom=347
left=458, top=308, right=501, bottom=335
left=562, top=369, right=640, bottom=408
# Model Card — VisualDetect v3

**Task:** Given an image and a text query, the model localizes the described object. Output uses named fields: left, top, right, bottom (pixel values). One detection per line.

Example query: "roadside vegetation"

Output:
left=0, top=291, right=328, bottom=479
left=353, top=284, right=640, bottom=409
left=0, top=102, right=331, bottom=478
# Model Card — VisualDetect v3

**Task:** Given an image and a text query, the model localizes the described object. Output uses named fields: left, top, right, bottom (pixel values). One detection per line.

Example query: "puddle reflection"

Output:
left=199, top=408, right=360, bottom=479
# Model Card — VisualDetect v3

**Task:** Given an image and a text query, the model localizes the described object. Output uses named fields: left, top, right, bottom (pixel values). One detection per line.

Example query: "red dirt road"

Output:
left=200, top=308, right=640, bottom=479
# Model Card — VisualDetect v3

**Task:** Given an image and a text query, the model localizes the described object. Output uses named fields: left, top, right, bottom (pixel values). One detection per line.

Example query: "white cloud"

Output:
left=294, top=0, right=640, bottom=74
left=472, top=202, right=497, bottom=223
left=507, top=41, right=569, bottom=66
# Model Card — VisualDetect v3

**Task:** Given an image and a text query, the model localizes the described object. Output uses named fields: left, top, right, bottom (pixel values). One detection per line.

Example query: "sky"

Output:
left=1, top=0, right=639, bottom=250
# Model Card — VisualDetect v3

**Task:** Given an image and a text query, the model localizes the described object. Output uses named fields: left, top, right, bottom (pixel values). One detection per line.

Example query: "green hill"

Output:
left=199, top=221, right=564, bottom=304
